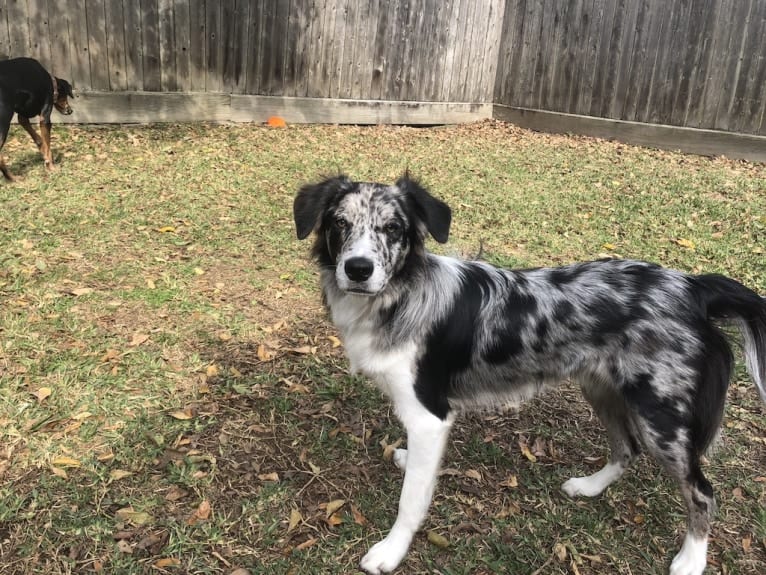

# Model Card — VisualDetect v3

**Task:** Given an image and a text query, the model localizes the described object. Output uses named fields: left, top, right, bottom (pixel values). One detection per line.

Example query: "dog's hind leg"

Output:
left=18, top=115, right=43, bottom=149
left=562, top=382, right=641, bottom=497
left=0, top=111, right=14, bottom=181
left=360, top=386, right=453, bottom=574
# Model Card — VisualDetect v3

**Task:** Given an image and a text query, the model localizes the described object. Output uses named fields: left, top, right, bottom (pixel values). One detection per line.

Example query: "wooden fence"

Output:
left=494, top=0, right=766, bottom=136
left=0, top=0, right=764, bottom=159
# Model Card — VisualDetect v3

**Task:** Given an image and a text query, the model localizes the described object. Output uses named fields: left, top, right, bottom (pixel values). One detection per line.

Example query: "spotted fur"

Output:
left=294, top=174, right=766, bottom=575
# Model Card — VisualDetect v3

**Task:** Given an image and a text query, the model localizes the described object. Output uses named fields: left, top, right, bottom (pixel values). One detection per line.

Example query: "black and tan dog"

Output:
left=0, top=57, right=74, bottom=181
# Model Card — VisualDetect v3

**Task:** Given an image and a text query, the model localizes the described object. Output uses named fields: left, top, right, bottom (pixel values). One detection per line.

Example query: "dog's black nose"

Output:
left=345, top=257, right=374, bottom=282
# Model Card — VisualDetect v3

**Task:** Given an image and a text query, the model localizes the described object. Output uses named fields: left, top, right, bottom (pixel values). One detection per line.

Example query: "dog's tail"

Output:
left=693, top=273, right=766, bottom=403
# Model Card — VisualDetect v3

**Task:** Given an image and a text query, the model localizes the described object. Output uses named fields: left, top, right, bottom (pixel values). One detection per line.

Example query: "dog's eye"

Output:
left=335, top=216, right=349, bottom=230
left=384, top=222, right=402, bottom=235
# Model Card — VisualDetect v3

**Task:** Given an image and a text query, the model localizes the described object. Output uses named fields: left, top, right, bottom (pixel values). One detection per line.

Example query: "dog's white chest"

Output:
left=330, top=301, right=417, bottom=392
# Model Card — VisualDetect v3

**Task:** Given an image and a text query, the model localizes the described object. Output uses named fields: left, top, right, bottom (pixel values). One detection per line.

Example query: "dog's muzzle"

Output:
left=55, top=103, right=73, bottom=115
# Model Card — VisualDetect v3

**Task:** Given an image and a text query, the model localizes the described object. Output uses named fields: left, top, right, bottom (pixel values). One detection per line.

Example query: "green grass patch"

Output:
left=0, top=121, right=764, bottom=574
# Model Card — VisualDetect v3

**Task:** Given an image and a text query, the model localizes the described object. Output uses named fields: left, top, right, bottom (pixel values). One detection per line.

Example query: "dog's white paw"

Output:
left=360, top=535, right=410, bottom=574
left=562, top=476, right=604, bottom=498
left=393, top=448, right=408, bottom=471
left=562, top=463, right=625, bottom=498
left=669, top=534, right=707, bottom=575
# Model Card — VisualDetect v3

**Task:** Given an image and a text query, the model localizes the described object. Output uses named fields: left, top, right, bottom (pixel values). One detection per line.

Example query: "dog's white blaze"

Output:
left=670, top=533, right=708, bottom=575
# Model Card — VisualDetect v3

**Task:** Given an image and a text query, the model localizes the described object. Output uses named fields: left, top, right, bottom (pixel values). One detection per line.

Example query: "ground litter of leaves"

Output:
left=0, top=120, right=764, bottom=574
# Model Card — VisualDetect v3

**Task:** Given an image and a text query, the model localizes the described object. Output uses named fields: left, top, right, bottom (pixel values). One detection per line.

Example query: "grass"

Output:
left=0, top=120, right=764, bottom=574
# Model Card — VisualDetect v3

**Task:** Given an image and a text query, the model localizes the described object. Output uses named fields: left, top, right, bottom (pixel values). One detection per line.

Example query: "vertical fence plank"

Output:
left=68, top=0, right=91, bottom=90
left=204, top=0, right=221, bottom=91
left=245, top=0, right=264, bottom=95
left=670, top=0, right=711, bottom=126
left=717, top=0, right=754, bottom=131
left=221, top=0, right=248, bottom=94
left=123, top=0, right=144, bottom=90
left=0, top=1, right=10, bottom=59
left=142, top=0, right=161, bottom=91
left=7, top=0, right=30, bottom=58
left=735, top=0, right=765, bottom=134
left=86, top=0, right=110, bottom=90
left=158, top=0, right=177, bottom=91
left=188, top=0, right=205, bottom=91
left=27, top=0, right=51, bottom=66
left=47, top=1, right=72, bottom=80
left=105, top=0, right=127, bottom=90
left=683, top=0, right=719, bottom=128
left=174, top=0, right=192, bottom=93
left=566, top=0, right=595, bottom=114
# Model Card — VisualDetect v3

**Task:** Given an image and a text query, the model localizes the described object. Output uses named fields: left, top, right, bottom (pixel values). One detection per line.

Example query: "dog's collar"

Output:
left=51, top=74, right=58, bottom=101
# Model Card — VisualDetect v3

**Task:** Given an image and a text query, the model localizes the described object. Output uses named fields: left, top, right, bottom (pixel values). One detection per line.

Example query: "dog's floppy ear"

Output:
left=293, top=175, right=351, bottom=240
left=397, top=174, right=451, bottom=243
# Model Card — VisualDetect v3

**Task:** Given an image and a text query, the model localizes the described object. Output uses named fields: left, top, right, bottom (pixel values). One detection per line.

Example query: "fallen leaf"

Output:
left=101, top=348, right=121, bottom=362
left=258, top=472, right=280, bottom=482
left=129, top=333, right=150, bottom=347
left=295, top=537, right=317, bottom=551
left=109, top=469, right=133, bottom=481
left=324, top=499, right=346, bottom=517
left=555, top=542, right=568, bottom=561
left=500, top=475, right=518, bottom=488
left=206, top=364, right=219, bottom=377
left=287, top=508, right=302, bottom=533
left=33, top=387, right=52, bottom=402
left=168, top=409, right=194, bottom=420
left=351, top=505, right=367, bottom=526
left=50, top=466, right=68, bottom=479
left=117, top=540, right=133, bottom=554
left=464, top=469, right=482, bottom=481
left=427, top=531, right=449, bottom=549
left=327, top=335, right=342, bottom=348
left=165, top=486, right=189, bottom=502
left=154, top=558, right=180, bottom=568
left=115, top=508, right=153, bottom=526
left=518, top=438, right=537, bottom=463
left=380, top=436, right=404, bottom=461
left=52, top=456, right=81, bottom=468
left=675, top=238, right=696, bottom=250
left=156, top=226, right=176, bottom=233
left=187, top=500, right=211, bottom=525
left=290, top=346, right=316, bottom=355
left=71, top=411, right=93, bottom=420
left=742, top=536, right=752, bottom=552
left=256, top=344, right=275, bottom=362
left=69, top=287, right=94, bottom=296
left=325, top=513, right=343, bottom=527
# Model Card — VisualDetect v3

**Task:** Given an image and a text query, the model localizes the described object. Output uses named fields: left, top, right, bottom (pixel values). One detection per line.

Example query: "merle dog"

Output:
left=293, top=174, right=766, bottom=575
left=0, top=57, right=73, bottom=181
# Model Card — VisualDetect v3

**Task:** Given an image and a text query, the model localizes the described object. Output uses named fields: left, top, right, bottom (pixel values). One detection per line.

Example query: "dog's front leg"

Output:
left=360, top=398, right=452, bottom=574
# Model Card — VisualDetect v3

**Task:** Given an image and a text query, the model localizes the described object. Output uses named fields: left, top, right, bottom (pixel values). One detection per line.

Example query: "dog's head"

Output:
left=294, top=174, right=451, bottom=296
left=54, top=78, right=74, bottom=115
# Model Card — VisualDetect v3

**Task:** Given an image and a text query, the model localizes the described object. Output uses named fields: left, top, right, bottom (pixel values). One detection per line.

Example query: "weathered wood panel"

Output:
left=495, top=0, right=766, bottom=135
left=0, top=0, right=503, bottom=106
